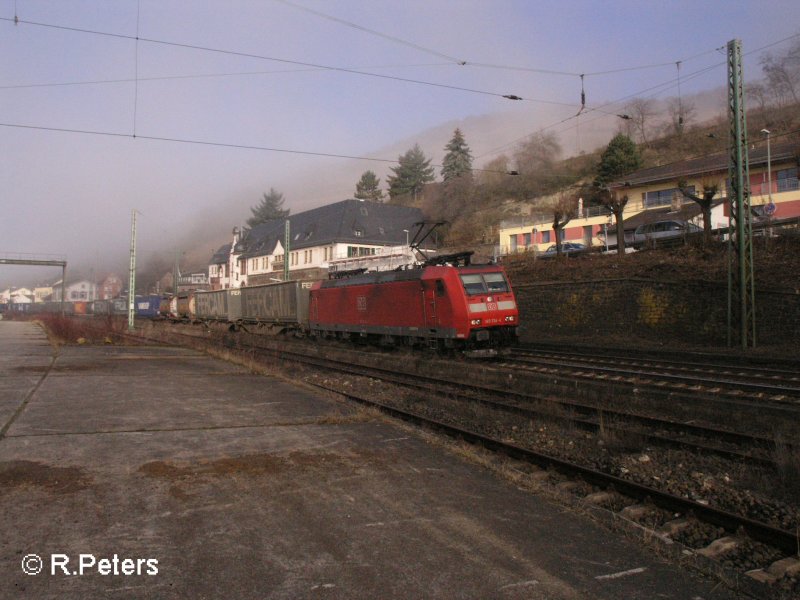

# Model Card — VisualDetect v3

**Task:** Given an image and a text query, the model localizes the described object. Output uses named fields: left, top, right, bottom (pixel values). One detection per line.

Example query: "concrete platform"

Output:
left=0, top=321, right=732, bottom=599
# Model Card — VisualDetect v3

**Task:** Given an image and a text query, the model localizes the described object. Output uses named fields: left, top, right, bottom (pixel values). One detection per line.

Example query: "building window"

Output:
left=354, top=229, right=363, bottom=237
left=777, top=167, right=798, bottom=192
left=541, top=231, right=551, bottom=243
left=644, top=186, right=694, bottom=208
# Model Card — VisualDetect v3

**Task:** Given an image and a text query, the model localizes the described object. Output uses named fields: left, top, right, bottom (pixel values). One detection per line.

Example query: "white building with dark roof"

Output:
left=209, top=199, right=432, bottom=289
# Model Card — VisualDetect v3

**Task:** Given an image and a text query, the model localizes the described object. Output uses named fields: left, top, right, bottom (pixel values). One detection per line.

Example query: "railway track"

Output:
left=497, top=348, right=800, bottom=407
left=310, top=379, right=799, bottom=555
left=129, top=327, right=800, bottom=588
left=149, top=328, right=793, bottom=465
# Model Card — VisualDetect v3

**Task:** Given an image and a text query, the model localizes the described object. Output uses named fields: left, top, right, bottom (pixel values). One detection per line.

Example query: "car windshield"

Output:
left=460, top=273, right=509, bottom=295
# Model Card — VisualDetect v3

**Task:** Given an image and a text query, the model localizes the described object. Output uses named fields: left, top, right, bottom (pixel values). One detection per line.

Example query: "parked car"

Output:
left=538, top=242, right=587, bottom=258
left=631, top=220, right=701, bottom=247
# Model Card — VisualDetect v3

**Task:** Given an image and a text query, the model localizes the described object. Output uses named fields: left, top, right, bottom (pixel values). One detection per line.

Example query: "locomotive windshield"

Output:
left=460, top=272, right=509, bottom=295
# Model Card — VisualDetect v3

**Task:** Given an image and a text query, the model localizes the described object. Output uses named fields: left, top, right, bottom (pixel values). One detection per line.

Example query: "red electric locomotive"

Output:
left=308, top=252, right=518, bottom=354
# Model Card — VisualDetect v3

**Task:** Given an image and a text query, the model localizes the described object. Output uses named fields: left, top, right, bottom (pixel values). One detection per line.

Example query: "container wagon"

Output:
left=135, top=295, right=163, bottom=319
left=239, top=280, right=314, bottom=331
left=195, top=289, right=242, bottom=322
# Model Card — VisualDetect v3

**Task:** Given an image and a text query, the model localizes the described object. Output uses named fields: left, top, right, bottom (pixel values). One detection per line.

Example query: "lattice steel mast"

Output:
left=127, top=209, right=137, bottom=331
left=726, top=39, right=756, bottom=349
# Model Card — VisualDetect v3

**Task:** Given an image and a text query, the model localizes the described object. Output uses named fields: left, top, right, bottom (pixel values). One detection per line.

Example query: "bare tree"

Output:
left=678, top=178, right=719, bottom=243
left=747, top=82, right=773, bottom=128
left=597, top=188, right=629, bottom=257
left=625, top=98, right=658, bottom=146
left=666, top=97, right=697, bottom=137
left=548, top=191, right=579, bottom=257
left=513, top=131, right=563, bottom=198
left=760, top=38, right=800, bottom=107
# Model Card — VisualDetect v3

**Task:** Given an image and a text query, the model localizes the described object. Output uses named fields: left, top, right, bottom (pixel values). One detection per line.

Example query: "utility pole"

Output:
left=283, top=219, right=290, bottom=282
left=127, top=210, right=137, bottom=331
left=173, top=250, right=180, bottom=296
left=726, top=39, right=756, bottom=349
left=60, top=264, right=66, bottom=317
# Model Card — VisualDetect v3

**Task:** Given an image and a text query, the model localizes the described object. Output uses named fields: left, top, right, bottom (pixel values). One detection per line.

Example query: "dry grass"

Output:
left=35, top=314, right=124, bottom=345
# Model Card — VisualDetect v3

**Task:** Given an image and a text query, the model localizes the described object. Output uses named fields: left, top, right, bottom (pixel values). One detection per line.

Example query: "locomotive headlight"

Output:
left=470, top=319, right=482, bottom=326
left=504, top=316, right=515, bottom=322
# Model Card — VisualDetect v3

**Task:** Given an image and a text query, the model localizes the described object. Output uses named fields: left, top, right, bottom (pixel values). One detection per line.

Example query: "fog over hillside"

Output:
left=1, top=85, right=730, bottom=291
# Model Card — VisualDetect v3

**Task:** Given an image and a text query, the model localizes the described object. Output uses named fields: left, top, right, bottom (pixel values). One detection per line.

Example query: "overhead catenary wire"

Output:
left=0, top=121, right=519, bottom=176
left=475, top=59, right=724, bottom=160
left=3, top=13, right=799, bottom=179
left=0, top=62, right=460, bottom=90
left=133, top=0, right=140, bottom=136
left=474, top=32, right=800, bottom=161
left=274, top=0, right=734, bottom=79
left=272, top=0, right=467, bottom=65
left=0, top=16, right=530, bottom=103
left=5, top=16, right=796, bottom=107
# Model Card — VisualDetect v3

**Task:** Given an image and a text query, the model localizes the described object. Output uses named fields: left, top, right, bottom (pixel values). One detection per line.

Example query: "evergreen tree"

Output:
left=354, top=170, right=384, bottom=201
left=247, top=188, right=290, bottom=227
left=593, top=134, right=642, bottom=257
left=594, top=134, right=642, bottom=186
left=387, top=144, right=435, bottom=200
left=441, top=128, right=473, bottom=182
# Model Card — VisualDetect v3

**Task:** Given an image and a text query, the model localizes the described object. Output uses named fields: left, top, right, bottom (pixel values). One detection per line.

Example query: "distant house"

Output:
left=177, top=271, right=209, bottom=292
left=609, top=140, right=800, bottom=234
left=33, top=286, right=53, bottom=303
left=498, top=141, right=800, bottom=254
left=208, top=243, right=233, bottom=291
left=52, top=280, right=98, bottom=302
left=499, top=199, right=615, bottom=255
left=99, top=274, right=123, bottom=300
left=10, top=287, right=33, bottom=304
left=210, top=199, right=430, bottom=289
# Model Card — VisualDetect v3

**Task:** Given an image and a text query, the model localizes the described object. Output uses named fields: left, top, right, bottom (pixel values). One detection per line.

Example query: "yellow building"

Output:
left=498, top=141, right=799, bottom=255
left=612, top=140, right=800, bottom=230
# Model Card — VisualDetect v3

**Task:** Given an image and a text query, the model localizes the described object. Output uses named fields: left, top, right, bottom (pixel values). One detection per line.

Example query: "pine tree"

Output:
left=246, top=188, right=290, bottom=227
left=441, top=128, right=473, bottom=182
left=594, top=134, right=642, bottom=186
left=594, top=134, right=642, bottom=257
left=387, top=144, right=435, bottom=200
left=354, top=170, right=384, bottom=201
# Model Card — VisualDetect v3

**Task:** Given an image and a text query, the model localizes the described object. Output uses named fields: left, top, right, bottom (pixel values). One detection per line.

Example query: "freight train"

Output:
left=182, top=253, right=519, bottom=353
left=12, top=253, right=520, bottom=354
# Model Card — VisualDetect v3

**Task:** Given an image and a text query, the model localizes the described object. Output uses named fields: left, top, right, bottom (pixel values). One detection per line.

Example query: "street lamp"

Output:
left=403, top=229, right=409, bottom=247
left=761, top=129, right=773, bottom=207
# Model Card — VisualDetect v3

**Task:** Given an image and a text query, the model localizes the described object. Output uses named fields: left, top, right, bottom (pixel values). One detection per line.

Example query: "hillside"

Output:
left=503, top=236, right=800, bottom=292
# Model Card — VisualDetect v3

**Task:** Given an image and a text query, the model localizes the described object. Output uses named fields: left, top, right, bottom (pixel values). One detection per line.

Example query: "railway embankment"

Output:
left=504, top=236, right=800, bottom=350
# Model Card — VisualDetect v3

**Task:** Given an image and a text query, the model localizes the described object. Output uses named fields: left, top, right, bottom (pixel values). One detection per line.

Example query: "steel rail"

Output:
left=222, top=333, right=788, bottom=457
left=261, top=346, right=776, bottom=467
left=308, top=380, right=800, bottom=556
left=128, top=327, right=799, bottom=554
left=514, top=348, right=800, bottom=382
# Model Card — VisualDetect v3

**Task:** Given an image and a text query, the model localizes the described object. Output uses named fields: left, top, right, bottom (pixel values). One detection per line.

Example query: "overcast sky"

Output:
left=2, top=0, right=799, bottom=288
